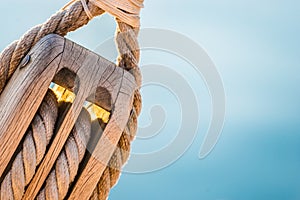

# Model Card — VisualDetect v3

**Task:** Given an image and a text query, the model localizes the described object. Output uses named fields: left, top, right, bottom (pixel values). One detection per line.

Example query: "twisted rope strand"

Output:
left=0, top=90, right=58, bottom=200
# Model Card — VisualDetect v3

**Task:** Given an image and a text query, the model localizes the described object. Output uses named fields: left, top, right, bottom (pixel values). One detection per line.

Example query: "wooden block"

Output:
left=0, top=34, right=137, bottom=199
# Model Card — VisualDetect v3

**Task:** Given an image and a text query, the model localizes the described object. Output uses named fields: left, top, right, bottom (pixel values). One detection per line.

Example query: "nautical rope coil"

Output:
left=0, top=0, right=143, bottom=199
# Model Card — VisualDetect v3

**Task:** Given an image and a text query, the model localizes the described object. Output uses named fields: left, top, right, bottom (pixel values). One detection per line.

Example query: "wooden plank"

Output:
left=0, top=34, right=64, bottom=177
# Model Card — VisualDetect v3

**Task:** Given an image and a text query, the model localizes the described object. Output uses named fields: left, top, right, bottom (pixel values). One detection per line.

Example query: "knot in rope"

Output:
left=63, top=0, right=144, bottom=27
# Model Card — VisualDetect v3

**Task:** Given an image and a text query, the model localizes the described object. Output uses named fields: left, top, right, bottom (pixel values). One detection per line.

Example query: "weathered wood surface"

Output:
left=0, top=34, right=136, bottom=199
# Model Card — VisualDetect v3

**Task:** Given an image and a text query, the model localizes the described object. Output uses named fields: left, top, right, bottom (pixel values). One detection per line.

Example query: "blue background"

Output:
left=1, top=0, right=300, bottom=199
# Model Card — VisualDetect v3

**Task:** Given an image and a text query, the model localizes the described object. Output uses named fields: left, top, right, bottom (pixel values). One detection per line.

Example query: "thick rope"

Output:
left=90, top=108, right=138, bottom=200
left=0, top=90, right=58, bottom=200
left=37, top=105, right=92, bottom=200
left=0, top=1, right=143, bottom=199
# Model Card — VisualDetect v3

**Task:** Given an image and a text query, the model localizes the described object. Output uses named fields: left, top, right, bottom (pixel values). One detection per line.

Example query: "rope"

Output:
left=89, top=13, right=142, bottom=200
left=90, top=108, right=138, bottom=200
left=37, top=103, right=92, bottom=200
left=0, top=0, right=143, bottom=199
left=0, top=90, right=58, bottom=200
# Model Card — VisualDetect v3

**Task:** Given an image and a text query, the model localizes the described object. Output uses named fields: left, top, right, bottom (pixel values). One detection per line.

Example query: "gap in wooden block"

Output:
left=50, top=68, right=110, bottom=123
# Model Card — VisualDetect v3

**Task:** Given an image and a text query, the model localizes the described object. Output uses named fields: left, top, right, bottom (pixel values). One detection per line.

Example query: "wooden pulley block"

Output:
left=0, top=34, right=137, bottom=199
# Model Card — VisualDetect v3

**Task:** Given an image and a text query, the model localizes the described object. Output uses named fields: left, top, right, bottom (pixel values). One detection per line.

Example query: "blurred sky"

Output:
left=1, top=0, right=300, bottom=199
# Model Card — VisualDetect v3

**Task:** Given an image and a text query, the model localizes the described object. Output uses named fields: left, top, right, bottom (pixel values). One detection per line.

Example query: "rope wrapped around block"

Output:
left=0, top=0, right=143, bottom=199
